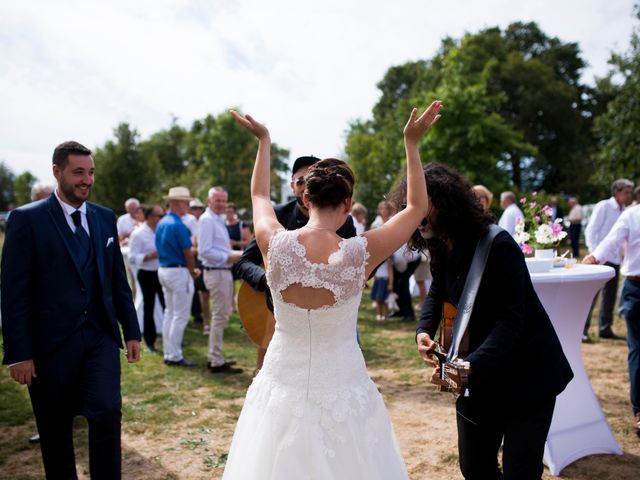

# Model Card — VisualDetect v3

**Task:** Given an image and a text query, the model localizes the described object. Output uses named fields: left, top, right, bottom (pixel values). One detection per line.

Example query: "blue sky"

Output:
left=0, top=0, right=635, bottom=185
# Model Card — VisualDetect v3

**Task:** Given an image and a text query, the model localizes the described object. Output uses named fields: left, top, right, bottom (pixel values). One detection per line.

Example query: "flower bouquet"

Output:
left=513, top=192, right=567, bottom=256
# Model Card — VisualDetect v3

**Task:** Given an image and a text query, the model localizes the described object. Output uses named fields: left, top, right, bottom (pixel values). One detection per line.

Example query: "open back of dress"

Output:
left=222, top=229, right=409, bottom=480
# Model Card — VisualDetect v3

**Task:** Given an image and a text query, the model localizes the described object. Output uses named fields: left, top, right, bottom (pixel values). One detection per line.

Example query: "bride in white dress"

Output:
left=225, top=101, right=442, bottom=480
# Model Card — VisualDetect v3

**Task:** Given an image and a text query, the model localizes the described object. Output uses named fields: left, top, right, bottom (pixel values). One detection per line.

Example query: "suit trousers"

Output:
left=136, top=269, right=165, bottom=349
left=203, top=269, right=234, bottom=366
left=568, top=223, right=581, bottom=258
left=158, top=267, right=194, bottom=361
left=622, top=278, right=640, bottom=414
left=584, top=262, right=620, bottom=336
left=29, top=323, right=121, bottom=480
left=456, top=394, right=555, bottom=480
left=393, top=258, right=420, bottom=320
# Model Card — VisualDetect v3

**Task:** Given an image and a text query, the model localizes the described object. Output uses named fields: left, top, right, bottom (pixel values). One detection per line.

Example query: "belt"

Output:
left=162, top=264, right=186, bottom=268
left=628, top=276, right=640, bottom=283
left=203, top=266, right=231, bottom=270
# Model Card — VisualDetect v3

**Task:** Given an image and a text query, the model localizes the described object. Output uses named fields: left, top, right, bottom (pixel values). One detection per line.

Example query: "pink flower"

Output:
left=551, top=222, right=563, bottom=235
left=535, top=215, right=541, bottom=222
left=530, top=201, right=537, bottom=209
left=520, top=197, right=526, bottom=204
left=542, top=205, right=553, bottom=215
left=532, top=191, right=538, bottom=196
left=521, top=243, right=534, bottom=255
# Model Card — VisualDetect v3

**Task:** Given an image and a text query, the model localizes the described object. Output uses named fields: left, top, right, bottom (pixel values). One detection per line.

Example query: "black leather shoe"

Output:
left=599, top=330, right=623, bottom=340
left=164, top=358, right=197, bottom=367
left=633, top=413, right=640, bottom=437
left=582, top=334, right=592, bottom=343
left=208, top=362, right=243, bottom=374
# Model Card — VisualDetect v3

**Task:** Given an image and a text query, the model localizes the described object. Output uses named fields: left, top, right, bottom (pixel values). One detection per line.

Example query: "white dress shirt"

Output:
left=498, top=203, right=524, bottom=235
left=585, top=197, right=625, bottom=264
left=593, top=205, right=640, bottom=277
left=567, top=204, right=583, bottom=224
left=128, top=223, right=159, bottom=271
left=198, top=208, right=233, bottom=268
left=182, top=213, right=199, bottom=238
left=117, top=213, right=138, bottom=237
left=54, top=189, right=90, bottom=236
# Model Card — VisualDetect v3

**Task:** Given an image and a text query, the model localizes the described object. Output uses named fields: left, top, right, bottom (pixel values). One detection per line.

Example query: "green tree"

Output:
left=139, top=116, right=191, bottom=194
left=92, top=123, right=160, bottom=212
left=13, top=171, right=37, bottom=206
left=594, top=5, right=640, bottom=187
left=345, top=21, right=595, bottom=210
left=189, top=111, right=289, bottom=209
left=0, top=162, right=16, bottom=210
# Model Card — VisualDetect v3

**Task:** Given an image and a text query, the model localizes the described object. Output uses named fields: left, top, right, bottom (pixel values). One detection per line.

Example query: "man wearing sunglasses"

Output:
left=235, top=156, right=357, bottom=372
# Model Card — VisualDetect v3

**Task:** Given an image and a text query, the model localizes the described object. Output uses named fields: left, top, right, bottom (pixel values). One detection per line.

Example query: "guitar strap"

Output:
left=446, top=224, right=503, bottom=362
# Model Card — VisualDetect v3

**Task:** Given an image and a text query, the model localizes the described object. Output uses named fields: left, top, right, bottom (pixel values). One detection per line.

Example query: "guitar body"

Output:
left=439, top=302, right=469, bottom=357
left=237, top=281, right=276, bottom=349
left=433, top=301, right=470, bottom=394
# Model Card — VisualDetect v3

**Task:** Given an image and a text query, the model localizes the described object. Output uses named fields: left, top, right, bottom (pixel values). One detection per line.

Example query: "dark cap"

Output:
left=292, top=156, right=320, bottom=176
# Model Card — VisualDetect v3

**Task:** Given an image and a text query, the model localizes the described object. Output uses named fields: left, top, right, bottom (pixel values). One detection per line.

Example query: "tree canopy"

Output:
left=91, top=110, right=289, bottom=214
left=345, top=21, right=601, bottom=211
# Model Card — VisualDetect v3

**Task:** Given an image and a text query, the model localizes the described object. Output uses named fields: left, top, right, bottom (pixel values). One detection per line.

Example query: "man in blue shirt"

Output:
left=156, top=186, right=201, bottom=366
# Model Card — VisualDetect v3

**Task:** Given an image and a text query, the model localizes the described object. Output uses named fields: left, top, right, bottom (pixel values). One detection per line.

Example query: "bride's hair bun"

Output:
left=304, top=158, right=354, bottom=208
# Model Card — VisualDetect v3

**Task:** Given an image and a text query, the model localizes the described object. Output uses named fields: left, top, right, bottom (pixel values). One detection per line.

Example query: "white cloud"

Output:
left=0, top=0, right=635, bottom=186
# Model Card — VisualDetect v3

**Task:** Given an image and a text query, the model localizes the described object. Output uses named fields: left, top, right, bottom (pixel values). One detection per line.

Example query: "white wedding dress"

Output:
left=222, top=229, right=409, bottom=480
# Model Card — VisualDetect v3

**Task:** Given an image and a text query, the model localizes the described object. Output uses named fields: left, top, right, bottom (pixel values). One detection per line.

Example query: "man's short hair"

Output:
left=208, top=186, right=227, bottom=198
left=52, top=141, right=92, bottom=168
left=501, top=191, right=516, bottom=203
left=30, top=183, right=54, bottom=201
left=124, top=198, right=140, bottom=209
left=143, top=204, right=161, bottom=220
left=292, top=156, right=320, bottom=176
left=611, top=178, right=634, bottom=195
left=351, top=202, right=367, bottom=216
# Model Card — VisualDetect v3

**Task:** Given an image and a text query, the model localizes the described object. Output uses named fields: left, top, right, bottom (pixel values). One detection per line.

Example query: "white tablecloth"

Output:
left=530, top=264, right=622, bottom=475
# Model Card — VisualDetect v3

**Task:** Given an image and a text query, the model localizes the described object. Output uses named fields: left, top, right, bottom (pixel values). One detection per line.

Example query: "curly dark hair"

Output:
left=304, top=158, right=354, bottom=208
left=387, top=163, right=494, bottom=270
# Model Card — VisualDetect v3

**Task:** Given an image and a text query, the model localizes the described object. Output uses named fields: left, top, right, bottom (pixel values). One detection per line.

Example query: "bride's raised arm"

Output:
left=363, top=100, right=442, bottom=277
left=231, top=111, right=282, bottom=259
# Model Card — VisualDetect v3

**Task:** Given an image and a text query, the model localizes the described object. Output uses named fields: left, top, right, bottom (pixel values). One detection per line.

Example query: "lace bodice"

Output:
left=266, top=229, right=369, bottom=308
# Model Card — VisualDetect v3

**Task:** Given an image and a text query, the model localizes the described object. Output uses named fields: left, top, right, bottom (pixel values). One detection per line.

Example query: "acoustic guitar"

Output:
left=428, top=302, right=471, bottom=395
left=237, top=281, right=275, bottom=349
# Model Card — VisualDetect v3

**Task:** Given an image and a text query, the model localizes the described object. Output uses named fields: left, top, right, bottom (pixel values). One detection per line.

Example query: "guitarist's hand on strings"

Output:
left=417, top=332, right=438, bottom=367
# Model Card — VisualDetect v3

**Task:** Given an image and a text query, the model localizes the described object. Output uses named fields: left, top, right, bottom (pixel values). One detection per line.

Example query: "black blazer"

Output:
left=236, top=199, right=357, bottom=291
left=418, top=231, right=573, bottom=402
left=1, top=194, right=141, bottom=365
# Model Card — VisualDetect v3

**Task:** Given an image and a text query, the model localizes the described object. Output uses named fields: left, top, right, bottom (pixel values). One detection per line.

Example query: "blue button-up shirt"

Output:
left=155, top=211, right=192, bottom=267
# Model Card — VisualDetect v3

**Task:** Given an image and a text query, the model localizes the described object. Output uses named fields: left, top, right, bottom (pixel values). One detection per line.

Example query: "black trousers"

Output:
left=137, top=269, right=164, bottom=348
left=568, top=223, right=581, bottom=258
left=393, top=258, right=420, bottom=320
left=456, top=394, right=556, bottom=480
left=584, top=261, right=620, bottom=336
left=29, top=323, right=122, bottom=479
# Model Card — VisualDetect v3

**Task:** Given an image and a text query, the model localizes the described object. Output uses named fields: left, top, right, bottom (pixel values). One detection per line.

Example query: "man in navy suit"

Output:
left=1, top=141, right=142, bottom=479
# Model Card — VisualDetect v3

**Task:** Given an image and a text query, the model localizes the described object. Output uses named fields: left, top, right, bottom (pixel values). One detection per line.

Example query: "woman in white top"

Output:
left=223, top=101, right=442, bottom=479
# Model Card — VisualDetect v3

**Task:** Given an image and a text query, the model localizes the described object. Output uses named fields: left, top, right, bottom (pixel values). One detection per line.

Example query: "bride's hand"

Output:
left=403, top=100, right=442, bottom=144
left=231, top=111, right=270, bottom=140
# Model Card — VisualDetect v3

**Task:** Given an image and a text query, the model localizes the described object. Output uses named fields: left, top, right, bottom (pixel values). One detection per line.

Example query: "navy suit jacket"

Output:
left=1, top=194, right=141, bottom=365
